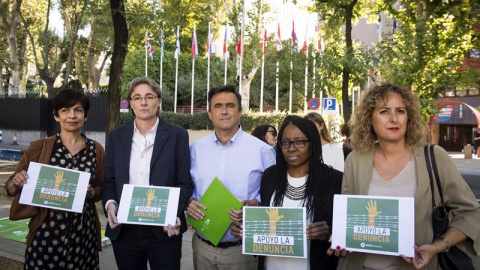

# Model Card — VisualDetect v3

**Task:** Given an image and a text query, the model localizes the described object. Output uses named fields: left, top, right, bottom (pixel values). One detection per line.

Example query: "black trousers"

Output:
left=111, top=224, right=182, bottom=270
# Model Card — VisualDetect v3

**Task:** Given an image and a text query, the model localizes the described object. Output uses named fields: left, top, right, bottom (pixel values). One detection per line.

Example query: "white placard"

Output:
left=19, top=162, right=90, bottom=213
left=117, top=184, right=180, bottom=226
left=331, top=194, right=415, bottom=257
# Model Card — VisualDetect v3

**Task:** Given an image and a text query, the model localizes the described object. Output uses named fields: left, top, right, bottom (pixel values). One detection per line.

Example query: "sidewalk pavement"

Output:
left=0, top=143, right=479, bottom=269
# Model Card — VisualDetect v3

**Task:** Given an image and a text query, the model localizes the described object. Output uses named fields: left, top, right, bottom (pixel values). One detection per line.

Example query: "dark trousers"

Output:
left=111, top=224, right=182, bottom=270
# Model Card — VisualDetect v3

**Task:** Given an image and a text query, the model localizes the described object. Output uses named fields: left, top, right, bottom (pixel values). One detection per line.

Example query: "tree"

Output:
left=59, top=0, right=89, bottom=88
left=314, top=0, right=372, bottom=124
left=1, top=0, right=23, bottom=95
left=106, top=0, right=128, bottom=138
left=224, top=0, right=269, bottom=111
left=20, top=0, right=67, bottom=96
left=374, top=0, right=478, bottom=116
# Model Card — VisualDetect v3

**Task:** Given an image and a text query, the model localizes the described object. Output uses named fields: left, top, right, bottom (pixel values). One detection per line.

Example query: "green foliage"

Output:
left=118, top=111, right=289, bottom=131
left=372, top=0, right=478, bottom=117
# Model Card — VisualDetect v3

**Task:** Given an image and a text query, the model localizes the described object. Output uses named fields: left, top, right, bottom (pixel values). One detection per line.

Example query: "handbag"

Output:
left=424, top=145, right=474, bottom=270
left=8, top=140, right=45, bottom=220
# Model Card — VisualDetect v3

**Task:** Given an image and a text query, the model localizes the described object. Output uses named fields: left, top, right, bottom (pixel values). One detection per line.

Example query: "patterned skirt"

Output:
left=24, top=202, right=99, bottom=270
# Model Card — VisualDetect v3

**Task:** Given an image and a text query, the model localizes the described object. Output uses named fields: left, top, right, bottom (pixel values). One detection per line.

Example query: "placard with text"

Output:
left=331, top=195, right=414, bottom=257
left=19, top=162, right=90, bottom=213
left=242, top=207, right=307, bottom=258
left=117, top=185, right=180, bottom=226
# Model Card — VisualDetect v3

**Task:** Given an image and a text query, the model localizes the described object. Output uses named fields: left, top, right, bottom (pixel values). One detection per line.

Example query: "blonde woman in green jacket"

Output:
left=329, top=83, right=480, bottom=270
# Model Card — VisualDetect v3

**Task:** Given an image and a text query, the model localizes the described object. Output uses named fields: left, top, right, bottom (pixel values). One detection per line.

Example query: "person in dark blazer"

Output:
left=102, top=77, right=194, bottom=270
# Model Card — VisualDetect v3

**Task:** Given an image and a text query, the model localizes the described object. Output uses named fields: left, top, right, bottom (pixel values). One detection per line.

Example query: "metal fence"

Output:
left=0, top=95, right=107, bottom=134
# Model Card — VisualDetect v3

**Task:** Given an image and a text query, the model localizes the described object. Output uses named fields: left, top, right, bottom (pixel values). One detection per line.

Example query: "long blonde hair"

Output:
left=305, top=112, right=333, bottom=143
left=350, top=83, right=427, bottom=152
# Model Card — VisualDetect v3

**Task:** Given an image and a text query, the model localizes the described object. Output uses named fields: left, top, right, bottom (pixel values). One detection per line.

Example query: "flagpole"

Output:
left=289, top=19, right=295, bottom=114
left=260, top=27, right=265, bottom=113
left=207, top=22, right=211, bottom=110
left=224, top=25, right=228, bottom=85
left=312, top=55, right=316, bottom=98
left=275, top=61, right=279, bottom=113
left=174, top=26, right=179, bottom=113
left=160, top=30, right=164, bottom=111
left=239, top=0, right=246, bottom=107
left=145, top=33, right=148, bottom=77
left=304, top=48, right=308, bottom=112
left=191, top=24, right=196, bottom=116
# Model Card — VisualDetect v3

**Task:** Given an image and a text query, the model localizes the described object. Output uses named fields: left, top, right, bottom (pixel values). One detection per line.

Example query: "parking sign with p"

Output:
left=323, top=98, right=337, bottom=115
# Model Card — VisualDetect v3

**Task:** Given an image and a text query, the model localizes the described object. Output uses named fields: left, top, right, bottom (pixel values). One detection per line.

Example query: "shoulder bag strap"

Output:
left=424, top=145, right=436, bottom=208
left=429, top=144, right=447, bottom=212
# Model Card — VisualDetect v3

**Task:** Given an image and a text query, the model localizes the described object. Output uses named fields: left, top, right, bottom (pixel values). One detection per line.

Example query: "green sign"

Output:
left=243, top=207, right=306, bottom=258
left=345, top=198, right=399, bottom=252
left=31, top=166, right=80, bottom=209
left=126, top=187, right=169, bottom=224
left=0, top=217, right=29, bottom=243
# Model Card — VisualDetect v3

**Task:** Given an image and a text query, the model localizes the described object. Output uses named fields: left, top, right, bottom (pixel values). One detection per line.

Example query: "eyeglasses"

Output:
left=131, top=95, right=158, bottom=103
left=280, top=140, right=309, bottom=149
left=267, top=130, right=277, bottom=137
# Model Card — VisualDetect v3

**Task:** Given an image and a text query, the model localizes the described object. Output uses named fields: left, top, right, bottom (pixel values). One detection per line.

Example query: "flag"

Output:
left=223, top=26, right=228, bottom=58
left=318, top=37, right=325, bottom=52
left=292, top=20, right=297, bottom=44
left=237, top=35, right=242, bottom=57
left=261, top=29, right=268, bottom=55
left=192, top=26, right=198, bottom=59
left=174, top=28, right=180, bottom=59
left=302, top=25, right=308, bottom=55
left=393, top=18, right=397, bottom=31
left=145, top=30, right=154, bottom=60
left=160, top=31, right=165, bottom=62
left=275, top=22, right=282, bottom=51
left=207, top=26, right=213, bottom=57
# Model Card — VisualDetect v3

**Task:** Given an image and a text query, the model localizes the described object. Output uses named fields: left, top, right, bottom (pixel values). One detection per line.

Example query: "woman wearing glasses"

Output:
left=251, top=124, right=278, bottom=146
left=231, top=115, right=343, bottom=269
left=102, top=77, right=193, bottom=269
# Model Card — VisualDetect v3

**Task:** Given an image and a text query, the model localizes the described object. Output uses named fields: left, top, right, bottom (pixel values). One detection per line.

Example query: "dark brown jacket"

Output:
left=5, top=136, right=105, bottom=250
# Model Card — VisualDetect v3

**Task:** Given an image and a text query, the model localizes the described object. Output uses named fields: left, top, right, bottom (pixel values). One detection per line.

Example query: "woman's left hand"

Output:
left=401, top=244, right=436, bottom=269
left=163, top=217, right=181, bottom=237
left=306, top=221, right=330, bottom=240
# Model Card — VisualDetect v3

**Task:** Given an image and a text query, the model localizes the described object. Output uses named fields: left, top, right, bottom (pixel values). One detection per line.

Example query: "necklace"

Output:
left=285, top=181, right=306, bottom=200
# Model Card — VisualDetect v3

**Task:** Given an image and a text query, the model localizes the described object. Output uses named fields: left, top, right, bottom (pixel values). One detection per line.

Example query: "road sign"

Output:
left=323, top=98, right=337, bottom=115
left=120, top=99, right=129, bottom=109
left=308, top=98, right=320, bottom=110
left=120, top=99, right=129, bottom=113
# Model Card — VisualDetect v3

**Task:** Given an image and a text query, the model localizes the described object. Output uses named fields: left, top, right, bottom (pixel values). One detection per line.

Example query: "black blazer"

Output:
left=102, top=119, right=194, bottom=241
left=258, top=165, right=342, bottom=270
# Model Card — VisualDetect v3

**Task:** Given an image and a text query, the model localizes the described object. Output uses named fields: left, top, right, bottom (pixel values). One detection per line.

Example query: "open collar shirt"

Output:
left=129, top=117, right=159, bottom=186
left=190, top=126, right=276, bottom=242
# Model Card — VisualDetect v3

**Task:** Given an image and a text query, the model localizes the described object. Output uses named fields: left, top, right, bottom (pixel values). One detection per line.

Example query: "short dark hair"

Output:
left=251, top=124, right=277, bottom=143
left=53, top=89, right=90, bottom=117
left=127, top=77, right=162, bottom=100
left=208, top=84, right=242, bottom=111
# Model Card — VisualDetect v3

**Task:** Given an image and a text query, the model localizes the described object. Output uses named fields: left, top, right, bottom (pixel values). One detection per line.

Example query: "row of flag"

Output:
left=144, top=20, right=328, bottom=61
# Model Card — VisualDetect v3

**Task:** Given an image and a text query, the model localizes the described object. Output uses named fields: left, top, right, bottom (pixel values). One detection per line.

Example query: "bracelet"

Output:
left=439, top=236, right=451, bottom=253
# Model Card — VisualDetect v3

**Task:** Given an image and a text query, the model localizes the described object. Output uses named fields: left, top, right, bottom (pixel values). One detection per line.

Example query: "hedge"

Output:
left=119, top=111, right=289, bottom=131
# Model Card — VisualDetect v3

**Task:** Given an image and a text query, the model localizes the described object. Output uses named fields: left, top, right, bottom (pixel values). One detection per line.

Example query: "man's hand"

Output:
left=107, top=202, right=120, bottom=229
left=163, top=217, right=181, bottom=237
left=186, top=198, right=206, bottom=220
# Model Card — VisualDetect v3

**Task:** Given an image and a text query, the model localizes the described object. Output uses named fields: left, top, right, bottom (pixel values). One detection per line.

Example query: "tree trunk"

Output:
left=239, top=67, right=258, bottom=111
left=2, top=0, right=23, bottom=96
left=106, top=0, right=128, bottom=142
left=341, top=0, right=357, bottom=124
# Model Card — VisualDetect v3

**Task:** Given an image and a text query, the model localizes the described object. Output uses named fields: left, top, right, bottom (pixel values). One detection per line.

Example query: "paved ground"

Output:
left=0, top=142, right=479, bottom=269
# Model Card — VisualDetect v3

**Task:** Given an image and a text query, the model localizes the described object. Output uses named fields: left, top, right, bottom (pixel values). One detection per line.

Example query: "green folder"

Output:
left=187, top=177, right=243, bottom=246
